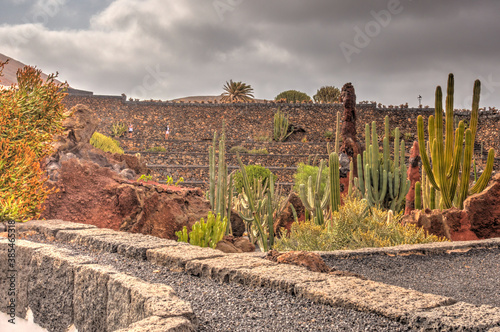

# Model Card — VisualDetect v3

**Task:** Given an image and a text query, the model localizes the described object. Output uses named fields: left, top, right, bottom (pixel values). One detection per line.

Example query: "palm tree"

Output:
left=221, top=80, right=254, bottom=103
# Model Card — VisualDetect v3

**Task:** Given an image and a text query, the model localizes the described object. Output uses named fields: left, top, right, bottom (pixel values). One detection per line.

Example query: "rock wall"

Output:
left=63, top=95, right=500, bottom=154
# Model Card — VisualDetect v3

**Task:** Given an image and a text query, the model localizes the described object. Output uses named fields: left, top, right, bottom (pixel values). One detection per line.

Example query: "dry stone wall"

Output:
left=63, top=95, right=500, bottom=155
left=62, top=95, right=500, bottom=186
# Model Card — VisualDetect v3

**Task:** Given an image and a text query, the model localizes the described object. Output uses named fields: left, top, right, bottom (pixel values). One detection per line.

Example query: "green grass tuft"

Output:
left=90, top=132, right=124, bottom=154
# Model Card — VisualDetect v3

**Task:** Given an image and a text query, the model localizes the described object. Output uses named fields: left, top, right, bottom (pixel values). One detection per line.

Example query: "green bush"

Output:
left=293, top=162, right=329, bottom=198
left=229, top=146, right=248, bottom=154
left=273, top=197, right=447, bottom=251
left=324, top=130, right=334, bottom=139
left=90, top=132, right=124, bottom=154
left=234, top=165, right=277, bottom=194
left=145, top=146, right=167, bottom=153
left=313, top=86, right=340, bottom=103
left=275, top=90, right=312, bottom=103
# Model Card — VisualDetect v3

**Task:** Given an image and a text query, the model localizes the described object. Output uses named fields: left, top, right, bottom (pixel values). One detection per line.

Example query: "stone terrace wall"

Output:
left=63, top=95, right=500, bottom=155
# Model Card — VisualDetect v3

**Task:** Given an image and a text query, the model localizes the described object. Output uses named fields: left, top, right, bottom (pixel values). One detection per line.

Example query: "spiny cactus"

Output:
left=175, top=212, right=227, bottom=249
left=273, top=108, right=293, bottom=142
left=299, top=153, right=341, bottom=225
left=236, top=153, right=284, bottom=251
left=417, top=74, right=495, bottom=209
left=329, top=152, right=341, bottom=215
left=208, top=128, right=233, bottom=234
left=299, top=159, right=330, bottom=225
left=356, top=116, right=410, bottom=212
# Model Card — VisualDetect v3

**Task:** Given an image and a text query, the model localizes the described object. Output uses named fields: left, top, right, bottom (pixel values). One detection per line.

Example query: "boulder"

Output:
left=465, top=173, right=500, bottom=239
left=273, top=192, right=306, bottom=238
left=229, top=212, right=246, bottom=237
left=215, top=240, right=242, bottom=254
left=265, top=250, right=331, bottom=273
left=215, top=235, right=255, bottom=253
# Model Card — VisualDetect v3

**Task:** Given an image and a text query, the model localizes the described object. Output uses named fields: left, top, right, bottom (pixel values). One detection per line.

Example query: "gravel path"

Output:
left=25, top=236, right=414, bottom=332
left=323, top=248, right=500, bottom=308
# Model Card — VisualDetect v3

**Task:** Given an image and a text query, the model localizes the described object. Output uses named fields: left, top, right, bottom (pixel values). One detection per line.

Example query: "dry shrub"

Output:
left=274, top=197, right=447, bottom=251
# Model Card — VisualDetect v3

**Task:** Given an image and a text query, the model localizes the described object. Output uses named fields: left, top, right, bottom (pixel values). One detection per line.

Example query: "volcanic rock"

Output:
left=402, top=173, right=500, bottom=240
left=339, top=83, right=362, bottom=177
left=266, top=250, right=331, bottom=273
left=405, top=141, right=421, bottom=215
left=41, top=157, right=210, bottom=240
left=215, top=235, right=255, bottom=253
left=273, top=192, right=306, bottom=238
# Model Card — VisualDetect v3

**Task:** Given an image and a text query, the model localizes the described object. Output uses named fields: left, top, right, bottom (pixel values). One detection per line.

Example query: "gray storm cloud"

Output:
left=0, top=0, right=499, bottom=108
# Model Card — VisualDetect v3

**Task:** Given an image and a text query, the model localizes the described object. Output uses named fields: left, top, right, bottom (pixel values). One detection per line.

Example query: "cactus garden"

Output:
left=173, top=75, right=497, bottom=252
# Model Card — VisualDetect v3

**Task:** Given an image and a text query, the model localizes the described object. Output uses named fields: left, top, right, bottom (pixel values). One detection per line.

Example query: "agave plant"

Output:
left=221, top=80, right=254, bottom=103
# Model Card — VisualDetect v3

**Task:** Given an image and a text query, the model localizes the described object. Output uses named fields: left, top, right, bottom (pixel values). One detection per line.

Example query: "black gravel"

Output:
left=24, top=235, right=415, bottom=332
left=323, top=248, right=500, bottom=308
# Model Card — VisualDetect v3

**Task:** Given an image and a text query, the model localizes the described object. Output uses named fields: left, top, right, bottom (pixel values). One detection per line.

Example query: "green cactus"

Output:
left=356, top=116, right=410, bottom=212
left=415, top=181, right=422, bottom=210
left=273, top=108, right=293, bottom=142
left=175, top=212, right=227, bottom=249
left=208, top=128, right=233, bottom=234
left=299, top=159, right=331, bottom=225
left=329, top=152, right=341, bottom=215
left=417, top=74, right=495, bottom=209
left=236, top=153, right=284, bottom=251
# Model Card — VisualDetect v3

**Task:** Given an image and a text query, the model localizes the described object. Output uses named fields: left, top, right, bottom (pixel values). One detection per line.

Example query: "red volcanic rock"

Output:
left=402, top=174, right=500, bottom=240
left=273, top=192, right=306, bottom=238
left=465, top=173, right=500, bottom=239
left=405, top=141, right=421, bottom=215
left=41, top=158, right=210, bottom=240
left=403, top=208, right=478, bottom=241
left=266, top=250, right=331, bottom=273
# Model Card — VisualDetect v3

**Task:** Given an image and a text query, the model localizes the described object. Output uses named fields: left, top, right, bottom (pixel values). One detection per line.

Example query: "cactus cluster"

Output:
left=298, top=152, right=341, bottom=225
left=236, top=153, right=284, bottom=251
left=273, top=108, right=293, bottom=142
left=355, top=116, right=410, bottom=212
left=175, top=212, right=227, bottom=249
left=417, top=74, right=495, bottom=209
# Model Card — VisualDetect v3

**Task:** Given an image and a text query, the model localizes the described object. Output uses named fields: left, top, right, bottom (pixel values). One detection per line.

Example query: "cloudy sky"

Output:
left=1, top=0, right=499, bottom=108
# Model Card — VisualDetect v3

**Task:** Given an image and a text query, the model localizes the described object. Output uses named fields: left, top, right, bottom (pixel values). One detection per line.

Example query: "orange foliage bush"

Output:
left=0, top=61, right=67, bottom=222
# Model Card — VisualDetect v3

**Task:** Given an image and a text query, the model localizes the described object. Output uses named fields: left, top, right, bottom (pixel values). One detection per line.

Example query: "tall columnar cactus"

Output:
left=208, top=130, right=233, bottom=234
left=417, top=74, right=495, bottom=210
left=273, top=108, right=293, bottom=142
left=299, top=159, right=331, bottom=225
left=356, top=116, right=410, bottom=212
left=329, top=152, right=341, bottom=214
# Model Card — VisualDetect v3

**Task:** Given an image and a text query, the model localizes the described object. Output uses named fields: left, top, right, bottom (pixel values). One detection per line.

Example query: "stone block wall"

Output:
left=0, top=225, right=196, bottom=332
